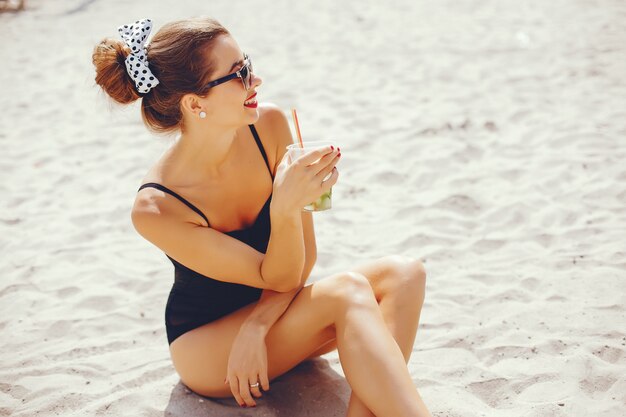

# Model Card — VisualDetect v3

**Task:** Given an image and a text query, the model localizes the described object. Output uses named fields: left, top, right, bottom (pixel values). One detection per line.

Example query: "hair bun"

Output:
left=92, top=38, right=140, bottom=104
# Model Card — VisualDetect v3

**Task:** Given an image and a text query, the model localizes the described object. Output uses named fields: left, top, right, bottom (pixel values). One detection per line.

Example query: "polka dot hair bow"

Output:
left=117, top=18, right=160, bottom=94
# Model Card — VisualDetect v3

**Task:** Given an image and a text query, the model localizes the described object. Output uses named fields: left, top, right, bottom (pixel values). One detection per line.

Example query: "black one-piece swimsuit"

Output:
left=137, top=125, right=273, bottom=345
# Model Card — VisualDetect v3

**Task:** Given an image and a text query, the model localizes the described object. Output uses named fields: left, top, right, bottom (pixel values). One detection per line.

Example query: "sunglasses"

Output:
left=204, top=53, right=254, bottom=91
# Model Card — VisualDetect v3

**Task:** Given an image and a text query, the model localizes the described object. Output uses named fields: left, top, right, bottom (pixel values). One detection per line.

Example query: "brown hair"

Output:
left=92, top=17, right=230, bottom=134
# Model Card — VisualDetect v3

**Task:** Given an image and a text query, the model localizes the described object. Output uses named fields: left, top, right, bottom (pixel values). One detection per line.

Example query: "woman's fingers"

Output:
left=226, top=373, right=266, bottom=407
left=226, top=375, right=246, bottom=407
left=249, top=372, right=263, bottom=399
left=250, top=369, right=269, bottom=398
left=315, top=151, right=340, bottom=181
left=250, top=381, right=263, bottom=398
left=321, top=167, right=339, bottom=193
left=260, top=369, right=270, bottom=392
left=238, top=377, right=257, bottom=407
left=296, top=145, right=335, bottom=166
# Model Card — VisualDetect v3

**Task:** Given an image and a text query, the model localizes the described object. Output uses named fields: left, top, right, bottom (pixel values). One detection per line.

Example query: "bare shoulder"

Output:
left=131, top=184, right=205, bottom=242
left=257, top=102, right=289, bottom=128
left=255, top=103, right=295, bottom=173
left=131, top=165, right=208, bottom=237
left=131, top=145, right=207, bottom=234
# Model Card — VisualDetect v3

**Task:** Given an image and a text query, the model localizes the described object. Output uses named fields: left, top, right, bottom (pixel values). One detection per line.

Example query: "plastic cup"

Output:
left=286, top=141, right=335, bottom=212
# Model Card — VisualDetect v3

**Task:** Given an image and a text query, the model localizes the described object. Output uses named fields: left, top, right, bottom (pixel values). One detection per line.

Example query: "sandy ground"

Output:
left=1, top=0, right=625, bottom=416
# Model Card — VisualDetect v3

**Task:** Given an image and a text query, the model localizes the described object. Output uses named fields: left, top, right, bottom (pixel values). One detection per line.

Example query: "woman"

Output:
left=92, top=16, right=431, bottom=417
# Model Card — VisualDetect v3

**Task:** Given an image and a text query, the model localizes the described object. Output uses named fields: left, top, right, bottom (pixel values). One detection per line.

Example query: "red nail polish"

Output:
left=330, top=145, right=334, bottom=150
left=338, top=153, right=341, bottom=158
left=338, top=147, right=341, bottom=152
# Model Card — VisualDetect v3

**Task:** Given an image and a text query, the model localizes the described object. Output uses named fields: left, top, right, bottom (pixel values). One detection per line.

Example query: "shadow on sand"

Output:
left=164, top=357, right=350, bottom=416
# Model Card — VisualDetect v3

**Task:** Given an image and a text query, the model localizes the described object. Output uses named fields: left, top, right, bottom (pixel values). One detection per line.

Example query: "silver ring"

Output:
left=249, top=382, right=259, bottom=388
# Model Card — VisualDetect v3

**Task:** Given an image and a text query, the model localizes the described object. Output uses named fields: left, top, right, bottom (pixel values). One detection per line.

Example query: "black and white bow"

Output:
left=118, top=18, right=160, bottom=94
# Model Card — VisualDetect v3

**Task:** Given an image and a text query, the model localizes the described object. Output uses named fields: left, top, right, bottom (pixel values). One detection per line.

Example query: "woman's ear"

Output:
left=180, top=93, right=206, bottom=118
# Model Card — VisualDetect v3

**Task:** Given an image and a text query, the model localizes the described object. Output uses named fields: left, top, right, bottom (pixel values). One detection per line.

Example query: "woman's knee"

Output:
left=329, top=271, right=378, bottom=309
left=385, top=255, right=427, bottom=296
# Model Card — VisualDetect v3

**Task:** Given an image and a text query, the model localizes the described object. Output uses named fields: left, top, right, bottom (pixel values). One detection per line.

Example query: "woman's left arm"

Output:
left=225, top=210, right=317, bottom=406
left=242, top=221, right=316, bottom=335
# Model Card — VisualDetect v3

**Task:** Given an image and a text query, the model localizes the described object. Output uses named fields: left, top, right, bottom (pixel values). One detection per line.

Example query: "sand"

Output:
left=1, top=0, right=625, bottom=416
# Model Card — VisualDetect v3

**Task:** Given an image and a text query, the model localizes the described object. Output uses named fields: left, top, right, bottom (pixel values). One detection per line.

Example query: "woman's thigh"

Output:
left=168, top=271, right=368, bottom=398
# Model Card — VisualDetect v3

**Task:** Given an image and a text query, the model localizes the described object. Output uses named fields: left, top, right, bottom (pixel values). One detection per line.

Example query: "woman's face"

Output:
left=201, top=34, right=262, bottom=128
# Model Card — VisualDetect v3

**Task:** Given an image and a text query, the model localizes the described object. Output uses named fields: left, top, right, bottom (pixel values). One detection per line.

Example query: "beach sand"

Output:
left=1, top=0, right=625, bottom=415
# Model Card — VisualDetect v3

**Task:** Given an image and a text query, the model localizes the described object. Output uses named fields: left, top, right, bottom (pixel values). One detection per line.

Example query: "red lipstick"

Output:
left=244, top=92, right=258, bottom=108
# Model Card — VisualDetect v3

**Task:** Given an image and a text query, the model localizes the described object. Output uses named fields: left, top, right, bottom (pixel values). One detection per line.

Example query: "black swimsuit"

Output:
left=138, top=125, right=273, bottom=345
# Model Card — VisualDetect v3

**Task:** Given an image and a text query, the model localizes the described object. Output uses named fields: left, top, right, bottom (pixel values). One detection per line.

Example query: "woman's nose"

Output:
left=251, top=72, right=262, bottom=89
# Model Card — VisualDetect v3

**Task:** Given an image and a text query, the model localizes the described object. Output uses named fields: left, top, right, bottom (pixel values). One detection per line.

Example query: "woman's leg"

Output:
left=170, top=270, right=430, bottom=417
left=308, top=255, right=427, bottom=360
left=306, top=255, right=428, bottom=417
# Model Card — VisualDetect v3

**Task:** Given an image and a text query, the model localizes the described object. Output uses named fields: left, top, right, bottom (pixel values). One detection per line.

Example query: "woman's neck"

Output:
left=166, top=124, right=241, bottom=186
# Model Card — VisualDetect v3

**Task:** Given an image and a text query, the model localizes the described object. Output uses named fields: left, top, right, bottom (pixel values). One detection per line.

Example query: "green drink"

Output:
left=286, top=141, right=334, bottom=212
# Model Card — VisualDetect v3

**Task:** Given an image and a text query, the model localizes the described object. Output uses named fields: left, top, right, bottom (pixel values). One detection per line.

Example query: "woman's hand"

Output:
left=225, top=326, right=271, bottom=407
left=272, top=145, right=340, bottom=212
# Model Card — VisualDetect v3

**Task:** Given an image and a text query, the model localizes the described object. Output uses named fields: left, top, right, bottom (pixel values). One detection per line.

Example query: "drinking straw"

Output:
left=291, top=108, right=304, bottom=148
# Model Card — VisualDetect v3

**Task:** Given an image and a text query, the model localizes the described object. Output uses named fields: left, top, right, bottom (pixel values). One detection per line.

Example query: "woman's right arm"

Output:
left=131, top=194, right=296, bottom=292
left=132, top=146, right=338, bottom=293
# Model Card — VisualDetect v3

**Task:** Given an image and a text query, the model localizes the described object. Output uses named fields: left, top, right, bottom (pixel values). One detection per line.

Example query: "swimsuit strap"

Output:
left=137, top=182, right=210, bottom=227
left=248, top=124, right=273, bottom=179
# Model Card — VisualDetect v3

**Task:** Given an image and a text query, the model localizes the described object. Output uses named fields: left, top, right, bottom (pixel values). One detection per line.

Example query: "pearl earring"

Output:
left=199, top=111, right=206, bottom=119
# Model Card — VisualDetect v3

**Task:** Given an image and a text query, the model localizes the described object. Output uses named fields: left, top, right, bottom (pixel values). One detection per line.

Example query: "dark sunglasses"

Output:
left=204, top=53, right=253, bottom=91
